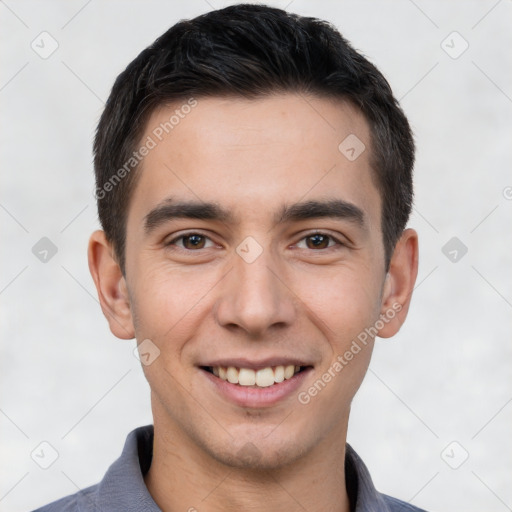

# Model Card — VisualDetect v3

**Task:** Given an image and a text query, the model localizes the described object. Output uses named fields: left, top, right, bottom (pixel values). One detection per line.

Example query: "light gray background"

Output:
left=1, top=1, right=511, bottom=511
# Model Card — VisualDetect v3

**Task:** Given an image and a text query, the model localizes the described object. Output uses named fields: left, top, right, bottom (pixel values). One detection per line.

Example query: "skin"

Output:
left=88, top=94, right=418, bottom=511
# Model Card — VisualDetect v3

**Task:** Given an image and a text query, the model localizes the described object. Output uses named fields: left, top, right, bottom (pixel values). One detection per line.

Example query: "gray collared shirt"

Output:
left=33, top=425, right=427, bottom=512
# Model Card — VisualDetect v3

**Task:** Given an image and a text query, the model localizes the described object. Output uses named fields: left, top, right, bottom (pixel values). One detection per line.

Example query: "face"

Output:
left=90, top=93, right=417, bottom=469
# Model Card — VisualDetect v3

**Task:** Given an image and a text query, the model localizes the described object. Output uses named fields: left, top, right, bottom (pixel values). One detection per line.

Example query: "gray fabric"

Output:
left=33, top=425, right=428, bottom=512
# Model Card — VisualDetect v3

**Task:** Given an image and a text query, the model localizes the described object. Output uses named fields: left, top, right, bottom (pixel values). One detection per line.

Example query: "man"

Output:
left=35, top=3, right=422, bottom=511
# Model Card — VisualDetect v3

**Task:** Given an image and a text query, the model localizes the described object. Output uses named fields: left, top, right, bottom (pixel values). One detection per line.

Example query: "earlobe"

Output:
left=88, top=230, right=135, bottom=340
left=377, top=228, right=419, bottom=338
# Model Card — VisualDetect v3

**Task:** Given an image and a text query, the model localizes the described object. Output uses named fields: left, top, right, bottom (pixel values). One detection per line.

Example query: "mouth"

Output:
left=198, top=358, right=314, bottom=407
left=201, top=364, right=311, bottom=388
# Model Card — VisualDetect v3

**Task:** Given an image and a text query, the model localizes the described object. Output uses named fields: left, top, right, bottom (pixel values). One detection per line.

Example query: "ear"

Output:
left=377, top=228, right=419, bottom=338
left=88, top=230, right=135, bottom=339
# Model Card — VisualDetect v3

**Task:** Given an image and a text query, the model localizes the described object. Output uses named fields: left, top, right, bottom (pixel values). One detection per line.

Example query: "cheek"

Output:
left=129, top=261, right=222, bottom=354
left=293, top=269, right=379, bottom=419
left=290, top=264, right=383, bottom=345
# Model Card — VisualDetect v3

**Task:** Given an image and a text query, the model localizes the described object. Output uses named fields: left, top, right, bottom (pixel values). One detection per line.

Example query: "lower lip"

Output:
left=200, top=368, right=312, bottom=408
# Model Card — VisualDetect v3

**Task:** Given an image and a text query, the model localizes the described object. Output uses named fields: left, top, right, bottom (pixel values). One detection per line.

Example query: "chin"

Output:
left=206, top=432, right=310, bottom=471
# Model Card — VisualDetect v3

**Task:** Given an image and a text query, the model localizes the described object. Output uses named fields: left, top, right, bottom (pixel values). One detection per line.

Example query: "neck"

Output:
left=144, top=411, right=351, bottom=512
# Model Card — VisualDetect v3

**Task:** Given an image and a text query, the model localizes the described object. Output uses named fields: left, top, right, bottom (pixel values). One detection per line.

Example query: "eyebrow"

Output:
left=144, top=199, right=232, bottom=233
left=276, top=199, right=365, bottom=227
left=144, top=197, right=365, bottom=234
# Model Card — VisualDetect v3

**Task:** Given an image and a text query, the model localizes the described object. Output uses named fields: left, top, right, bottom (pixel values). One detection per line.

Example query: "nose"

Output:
left=214, top=246, right=296, bottom=338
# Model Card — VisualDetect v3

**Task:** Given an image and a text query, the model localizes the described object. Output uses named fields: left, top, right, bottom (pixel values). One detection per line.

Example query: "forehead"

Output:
left=128, top=94, right=380, bottom=230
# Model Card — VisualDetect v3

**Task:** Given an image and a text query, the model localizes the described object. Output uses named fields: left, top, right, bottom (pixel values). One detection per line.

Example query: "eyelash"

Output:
left=165, top=231, right=345, bottom=252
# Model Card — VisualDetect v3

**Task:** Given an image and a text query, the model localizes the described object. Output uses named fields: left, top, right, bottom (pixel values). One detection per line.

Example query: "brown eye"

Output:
left=181, top=234, right=206, bottom=249
left=167, top=233, right=215, bottom=250
left=305, top=234, right=332, bottom=250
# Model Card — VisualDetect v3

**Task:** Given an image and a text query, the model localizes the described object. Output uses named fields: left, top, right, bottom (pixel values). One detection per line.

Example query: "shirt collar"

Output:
left=96, top=425, right=160, bottom=511
left=96, top=425, right=392, bottom=512
left=345, top=443, right=394, bottom=512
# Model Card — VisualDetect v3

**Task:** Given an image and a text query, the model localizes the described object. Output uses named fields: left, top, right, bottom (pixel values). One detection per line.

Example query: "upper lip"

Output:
left=199, top=357, right=312, bottom=370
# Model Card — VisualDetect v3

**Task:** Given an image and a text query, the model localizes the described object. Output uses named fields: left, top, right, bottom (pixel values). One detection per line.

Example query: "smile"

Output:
left=199, top=358, right=314, bottom=407
left=204, top=365, right=304, bottom=387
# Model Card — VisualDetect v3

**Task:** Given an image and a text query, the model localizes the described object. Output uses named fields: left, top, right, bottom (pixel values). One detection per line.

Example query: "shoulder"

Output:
left=380, top=493, right=429, bottom=512
left=31, top=425, right=156, bottom=512
left=31, top=484, right=98, bottom=512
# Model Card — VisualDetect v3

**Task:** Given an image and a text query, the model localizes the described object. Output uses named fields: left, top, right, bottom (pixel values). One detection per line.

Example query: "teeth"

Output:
left=211, top=364, right=301, bottom=387
left=227, top=366, right=239, bottom=384
left=274, top=365, right=285, bottom=383
left=256, top=367, right=274, bottom=387
left=284, top=365, right=295, bottom=379
left=238, top=368, right=256, bottom=386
